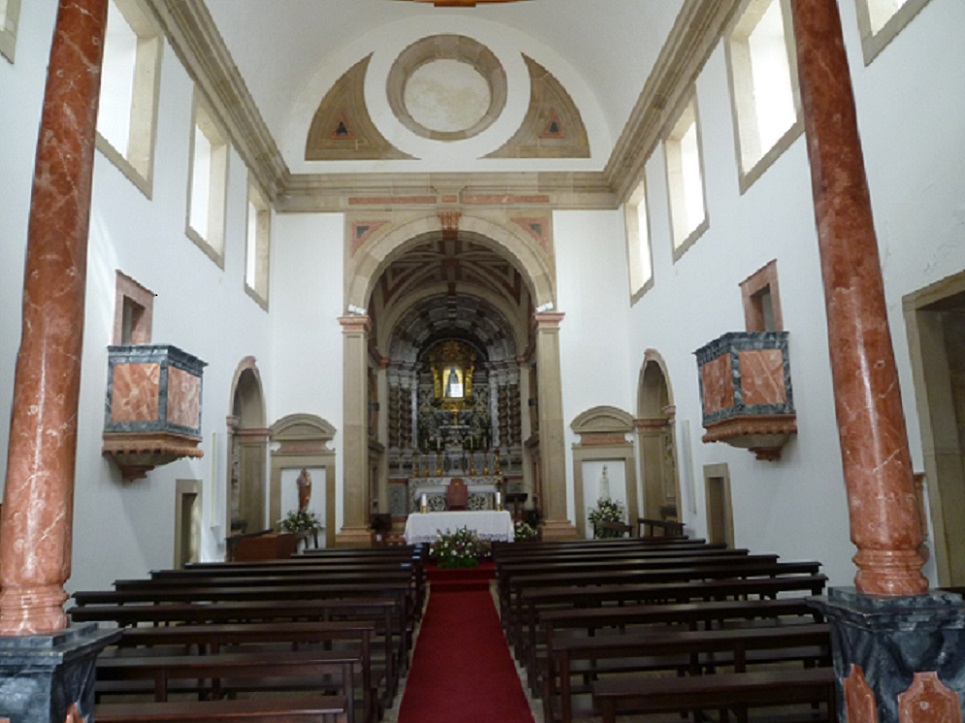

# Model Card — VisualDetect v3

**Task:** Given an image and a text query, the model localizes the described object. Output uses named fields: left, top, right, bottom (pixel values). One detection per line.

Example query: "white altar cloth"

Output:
left=404, top=510, right=514, bottom=545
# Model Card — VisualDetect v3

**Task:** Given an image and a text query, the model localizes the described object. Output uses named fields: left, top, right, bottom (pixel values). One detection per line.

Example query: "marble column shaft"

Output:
left=791, top=0, right=926, bottom=595
left=0, top=0, right=108, bottom=635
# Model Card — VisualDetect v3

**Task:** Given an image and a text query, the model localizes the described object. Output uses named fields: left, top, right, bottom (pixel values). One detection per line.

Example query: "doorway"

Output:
left=174, top=479, right=201, bottom=568
left=637, top=353, right=681, bottom=522
left=905, top=276, right=965, bottom=585
left=703, top=463, right=734, bottom=548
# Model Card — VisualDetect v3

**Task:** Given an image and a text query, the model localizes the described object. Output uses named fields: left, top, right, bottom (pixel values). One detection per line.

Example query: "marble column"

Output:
left=793, top=2, right=965, bottom=721
left=533, top=312, right=577, bottom=540
left=0, top=3, right=125, bottom=722
left=337, top=316, right=373, bottom=546
left=792, top=0, right=925, bottom=596
left=0, top=0, right=108, bottom=636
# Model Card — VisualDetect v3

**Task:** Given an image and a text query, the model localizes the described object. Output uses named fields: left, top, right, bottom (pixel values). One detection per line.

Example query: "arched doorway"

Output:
left=226, top=357, right=268, bottom=534
left=337, top=212, right=575, bottom=544
left=637, top=351, right=681, bottom=523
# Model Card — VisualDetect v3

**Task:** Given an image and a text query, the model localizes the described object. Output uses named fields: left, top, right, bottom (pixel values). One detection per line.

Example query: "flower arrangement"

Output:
left=587, top=497, right=626, bottom=539
left=429, top=526, right=483, bottom=568
left=279, top=508, right=322, bottom=533
left=513, top=519, right=537, bottom=542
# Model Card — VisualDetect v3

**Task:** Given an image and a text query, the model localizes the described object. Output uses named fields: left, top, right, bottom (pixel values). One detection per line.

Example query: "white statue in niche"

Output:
left=600, top=464, right=610, bottom=499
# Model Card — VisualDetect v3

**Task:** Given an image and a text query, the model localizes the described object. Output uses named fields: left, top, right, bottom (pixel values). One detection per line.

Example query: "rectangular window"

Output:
left=245, top=181, right=271, bottom=308
left=726, top=0, right=802, bottom=191
left=855, top=0, right=931, bottom=64
left=665, top=96, right=708, bottom=259
left=95, top=0, right=162, bottom=195
left=186, top=96, right=228, bottom=265
left=0, top=0, right=20, bottom=63
left=624, top=178, right=653, bottom=300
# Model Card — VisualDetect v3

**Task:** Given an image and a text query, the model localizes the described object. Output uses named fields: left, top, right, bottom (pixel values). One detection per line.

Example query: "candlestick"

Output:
left=496, top=491, right=502, bottom=511
left=420, top=493, right=428, bottom=514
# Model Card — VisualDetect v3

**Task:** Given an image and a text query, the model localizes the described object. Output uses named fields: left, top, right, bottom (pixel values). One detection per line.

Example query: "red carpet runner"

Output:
left=397, top=571, right=535, bottom=723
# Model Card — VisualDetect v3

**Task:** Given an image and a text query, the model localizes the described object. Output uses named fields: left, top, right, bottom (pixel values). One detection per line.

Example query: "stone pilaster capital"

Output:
left=534, top=311, right=565, bottom=330
left=339, top=315, right=371, bottom=334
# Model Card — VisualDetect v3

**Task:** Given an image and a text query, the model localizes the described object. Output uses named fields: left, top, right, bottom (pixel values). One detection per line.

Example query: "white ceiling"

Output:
left=204, top=0, right=685, bottom=168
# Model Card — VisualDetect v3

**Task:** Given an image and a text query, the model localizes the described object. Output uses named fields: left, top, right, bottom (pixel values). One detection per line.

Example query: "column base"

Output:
left=808, top=587, right=965, bottom=722
left=540, top=518, right=579, bottom=541
left=335, top=525, right=375, bottom=548
left=0, top=623, right=122, bottom=722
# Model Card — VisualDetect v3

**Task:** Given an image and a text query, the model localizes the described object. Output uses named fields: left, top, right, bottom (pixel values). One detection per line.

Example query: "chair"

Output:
left=446, top=478, right=468, bottom=510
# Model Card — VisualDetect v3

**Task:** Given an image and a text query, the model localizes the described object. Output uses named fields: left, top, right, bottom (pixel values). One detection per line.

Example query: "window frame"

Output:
left=94, top=0, right=162, bottom=197
left=664, top=93, right=709, bottom=262
left=186, top=92, right=229, bottom=267
left=855, top=0, right=932, bottom=65
left=624, top=176, right=654, bottom=303
left=0, top=0, right=20, bottom=63
left=725, top=0, right=803, bottom=193
left=244, top=179, right=271, bottom=310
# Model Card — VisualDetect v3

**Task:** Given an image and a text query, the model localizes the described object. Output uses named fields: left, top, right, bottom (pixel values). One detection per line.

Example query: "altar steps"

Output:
left=426, top=562, right=495, bottom=593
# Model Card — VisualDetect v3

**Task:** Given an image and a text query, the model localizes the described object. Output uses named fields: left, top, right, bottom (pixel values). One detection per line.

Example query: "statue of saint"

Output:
left=296, top=468, right=312, bottom=512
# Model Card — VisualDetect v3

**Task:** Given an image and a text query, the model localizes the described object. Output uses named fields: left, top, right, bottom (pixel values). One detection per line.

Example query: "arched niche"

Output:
left=269, top=413, right=337, bottom=549
left=636, top=350, right=682, bottom=521
left=226, top=357, right=269, bottom=534
left=571, top=405, right=638, bottom=539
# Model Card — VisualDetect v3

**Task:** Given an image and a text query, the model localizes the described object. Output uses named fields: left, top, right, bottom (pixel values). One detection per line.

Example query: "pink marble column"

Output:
left=791, top=0, right=927, bottom=595
left=0, top=0, right=108, bottom=634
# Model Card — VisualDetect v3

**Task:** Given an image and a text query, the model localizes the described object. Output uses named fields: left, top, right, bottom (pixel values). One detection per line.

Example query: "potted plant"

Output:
left=369, top=513, right=392, bottom=545
left=430, top=526, right=483, bottom=568
left=587, top=497, right=627, bottom=539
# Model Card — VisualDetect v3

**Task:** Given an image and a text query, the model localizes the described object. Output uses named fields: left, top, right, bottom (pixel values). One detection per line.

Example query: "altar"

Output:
left=404, top=510, right=514, bottom=545
left=407, top=475, right=503, bottom=512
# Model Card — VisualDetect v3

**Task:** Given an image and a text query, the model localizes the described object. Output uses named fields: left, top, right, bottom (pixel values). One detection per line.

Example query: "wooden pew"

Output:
left=105, top=621, right=378, bottom=723
left=533, top=597, right=821, bottom=697
left=550, top=622, right=831, bottom=723
left=70, top=596, right=405, bottom=705
left=95, top=694, right=348, bottom=722
left=96, top=650, right=359, bottom=722
left=593, top=667, right=836, bottom=723
left=497, top=552, right=775, bottom=636
left=509, top=563, right=823, bottom=659
left=515, top=573, right=828, bottom=671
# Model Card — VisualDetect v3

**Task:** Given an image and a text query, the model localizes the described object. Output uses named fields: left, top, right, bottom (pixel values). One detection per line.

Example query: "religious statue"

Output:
left=296, top=468, right=312, bottom=512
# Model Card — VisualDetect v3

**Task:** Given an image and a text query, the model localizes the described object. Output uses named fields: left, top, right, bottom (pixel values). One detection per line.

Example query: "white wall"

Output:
left=0, top=0, right=58, bottom=494
left=268, top=212, right=346, bottom=530
left=618, top=0, right=964, bottom=588
left=554, top=209, right=634, bottom=523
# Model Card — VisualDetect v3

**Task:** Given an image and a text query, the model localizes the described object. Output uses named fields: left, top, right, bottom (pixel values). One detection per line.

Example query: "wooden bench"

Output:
left=532, top=597, right=821, bottom=697
left=515, top=573, right=828, bottom=669
left=637, top=516, right=686, bottom=537
left=510, top=566, right=824, bottom=659
left=96, top=650, right=359, bottom=721
left=106, top=621, right=379, bottom=723
left=498, top=553, right=783, bottom=640
left=552, top=623, right=831, bottom=723
left=70, top=596, right=406, bottom=705
left=95, top=694, right=348, bottom=722
left=593, top=667, right=836, bottom=723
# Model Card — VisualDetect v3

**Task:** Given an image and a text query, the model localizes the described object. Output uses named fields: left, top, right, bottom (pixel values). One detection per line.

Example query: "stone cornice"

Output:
left=148, top=0, right=289, bottom=201
left=604, top=0, right=741, bottom=203
left=147, top=0, right=737, bottom=211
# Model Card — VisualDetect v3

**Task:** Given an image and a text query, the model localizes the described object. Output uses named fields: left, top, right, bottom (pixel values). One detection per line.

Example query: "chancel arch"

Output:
left=225, top=357, right=269, bottom=535
left=636, top=350, right=682, bottom=523
left=338, top=211, right=576, bottom=544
